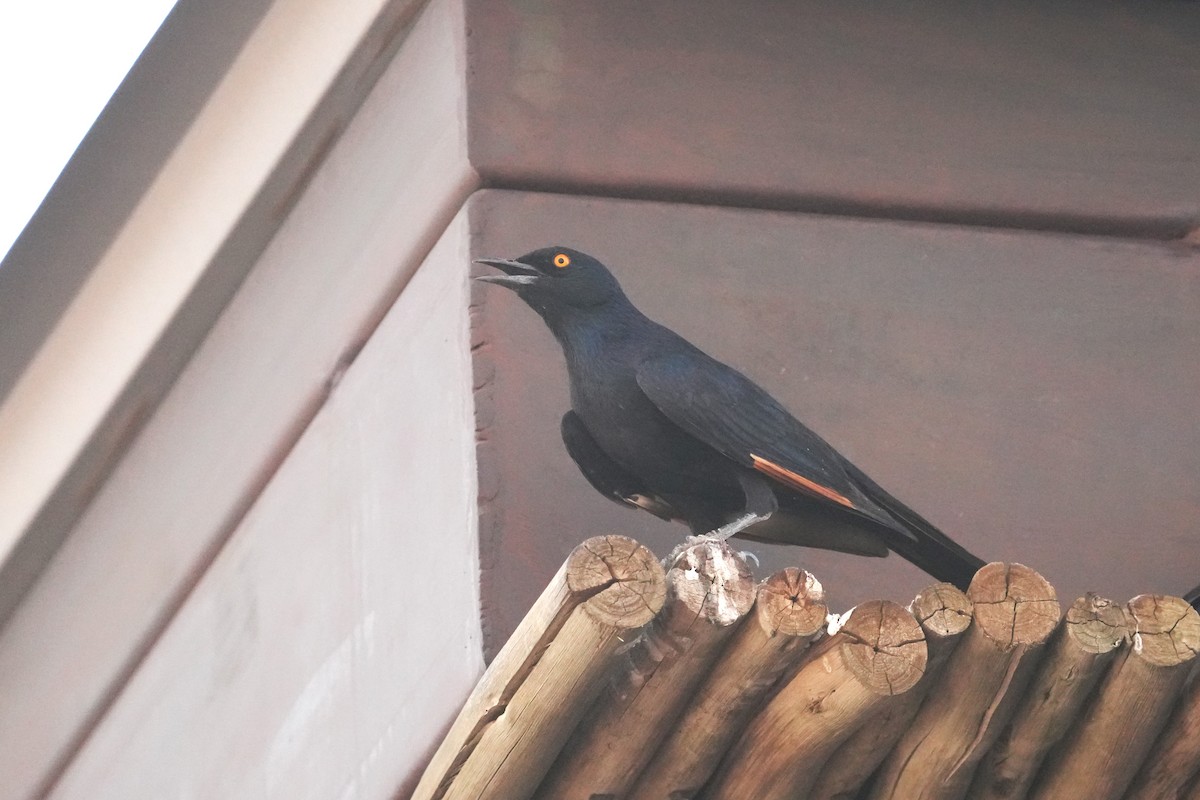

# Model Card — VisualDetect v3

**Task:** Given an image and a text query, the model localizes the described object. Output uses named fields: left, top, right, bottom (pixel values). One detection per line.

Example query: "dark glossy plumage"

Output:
left=477, top=246, right=985, bottom=589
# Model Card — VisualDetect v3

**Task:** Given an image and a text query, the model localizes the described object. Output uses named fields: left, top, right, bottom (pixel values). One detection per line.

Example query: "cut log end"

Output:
left=969, top=562, right=1060, bottom=649
left=910, top=582, right=973, bottom=639
left=838, top=600, right=928, bottom=696
left=757, top=567, right=828, bottom=638
left=1065, top=592, right=1129, bottom=654
left=1127, top=594, right=1200, bottom=668
left=667, top=540, right=757, bottom=627
left=567, top=535, right=667, bottom=628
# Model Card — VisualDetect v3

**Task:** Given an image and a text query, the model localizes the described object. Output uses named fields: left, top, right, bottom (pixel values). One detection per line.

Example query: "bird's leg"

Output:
left=705, top=472, right=778, bottom=541
left=708, top=512, right=761, bottom=541
left=664, top=474, right=778, bottom=566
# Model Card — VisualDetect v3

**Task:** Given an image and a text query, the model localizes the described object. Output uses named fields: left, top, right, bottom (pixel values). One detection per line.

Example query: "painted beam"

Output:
left=0, top=0, right=475, bottom=795
left=48, top=215, right=482, bottom=799
left=0, top=0, right=432, bottom=622
left=467, top=0, right=1200, bottom=234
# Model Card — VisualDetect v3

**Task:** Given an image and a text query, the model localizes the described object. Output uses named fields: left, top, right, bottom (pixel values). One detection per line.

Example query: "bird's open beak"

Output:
left=474, top=258, right=541, bottom=288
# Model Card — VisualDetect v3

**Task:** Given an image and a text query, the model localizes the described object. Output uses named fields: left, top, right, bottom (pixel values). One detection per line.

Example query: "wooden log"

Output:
left=969, top=593, right=1127, bottom=800
left=532, top=539, right=756, bottom=800
left=1031, top=594, right=1200, bottom=800
left=1127, top=670, right=1200, bottom=800
left=809, top=582, right=974, bottom=800
left=703, top=599, right=928, bottom=800
left=1187, top=770, right=1200, bottom=800
left=868, top=562, right=1060, bottom=800
left=625, top=567, right=828, bottom=800
left=412, top=535, right=666, bottom=800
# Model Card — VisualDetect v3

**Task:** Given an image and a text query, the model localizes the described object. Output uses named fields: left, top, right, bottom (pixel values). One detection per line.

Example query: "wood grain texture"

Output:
left=911, top=583, right=976, bottom=641
left=868, top=563, right=1059, bottom=800
left=1030, top=595, right=1200, bottom=800
left=705, top=601, right=926, bottom=800
left=416, top=536, right=664, bottom=800
left=970, top=563, right=1061, bottom=649
left=533, top=540, right=755, bottom=800
left=45, top=217, right=482, bottom=799
left=467, top=0, right=1200, bottom=229
left=810, top=582, right=973, bottom=800
left=1126, top=671, right=1200, bottom=800
left=0, top=3, right=477, bottom=797
left=970, top=594, right=1127, bottom=800
left=627, top=567, right=827, bottom=800
left=470, top=189, right=1200, bottom=658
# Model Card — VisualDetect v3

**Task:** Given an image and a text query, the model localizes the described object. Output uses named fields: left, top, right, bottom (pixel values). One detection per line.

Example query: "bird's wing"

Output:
left=635, top=351, right=877, bottom=517
left=636, top=352, right=986, bottom=589
left=560, top=410, right=680, bottom=522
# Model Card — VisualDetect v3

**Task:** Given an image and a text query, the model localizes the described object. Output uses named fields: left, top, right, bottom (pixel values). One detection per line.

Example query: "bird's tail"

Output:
left=1185, top=583, right=1200, bottom=612
left=841, top=460, right=985, bottom=591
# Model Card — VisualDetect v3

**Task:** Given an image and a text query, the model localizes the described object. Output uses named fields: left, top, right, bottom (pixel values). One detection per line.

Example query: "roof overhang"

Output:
left=0, top=0, right=431, bottom=622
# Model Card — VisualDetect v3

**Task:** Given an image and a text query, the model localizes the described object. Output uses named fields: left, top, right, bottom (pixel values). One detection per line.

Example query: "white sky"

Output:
left=0, top=1, right=179, bottom=263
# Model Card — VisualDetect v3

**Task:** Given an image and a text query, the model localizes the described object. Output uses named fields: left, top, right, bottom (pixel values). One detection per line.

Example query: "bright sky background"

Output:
left=0, top=1, right=179, bottom=263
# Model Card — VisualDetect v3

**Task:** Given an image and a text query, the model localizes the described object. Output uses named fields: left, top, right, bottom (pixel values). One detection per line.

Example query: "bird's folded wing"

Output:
left=560, top=410, right=680, bottom=521
left=635, top=351, right=868, bottom=511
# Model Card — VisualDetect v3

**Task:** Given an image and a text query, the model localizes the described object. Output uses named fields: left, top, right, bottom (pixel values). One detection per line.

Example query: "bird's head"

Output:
left=474, top=246, right=624, bottom=312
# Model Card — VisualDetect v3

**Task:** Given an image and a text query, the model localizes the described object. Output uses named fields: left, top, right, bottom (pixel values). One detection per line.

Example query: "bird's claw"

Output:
left=663, top=534, right=759, bottom=570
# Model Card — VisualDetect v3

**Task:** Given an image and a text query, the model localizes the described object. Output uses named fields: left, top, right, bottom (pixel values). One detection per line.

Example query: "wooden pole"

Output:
left=809, top=582, right=974, bottom=800
left=703, top=599, right=928, bottom=800
left=1127, top=669, right=1200, bottom=800
left=532, top=539, right=756, bottom=800
left=625, top=567, right=828, bottom=800
left=411, top=535, right=666, bottom=800
left=868, top=562, right=1060, bottom=800
left=1031, top=594, right=1200, bottom=800
left=969, top=593, right=1127, bottom=800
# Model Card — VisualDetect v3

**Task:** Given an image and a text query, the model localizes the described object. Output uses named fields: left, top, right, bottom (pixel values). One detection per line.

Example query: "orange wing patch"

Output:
left=751, top=454, right=856, bottom=510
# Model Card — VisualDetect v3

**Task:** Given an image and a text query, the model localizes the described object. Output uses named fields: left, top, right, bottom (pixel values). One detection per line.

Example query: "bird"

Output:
left=475, top=245, right=986, bottom=589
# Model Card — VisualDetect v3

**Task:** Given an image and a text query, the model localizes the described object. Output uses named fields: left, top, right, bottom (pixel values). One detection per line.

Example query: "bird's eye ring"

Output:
left=553, top=253, right=571, bottom=269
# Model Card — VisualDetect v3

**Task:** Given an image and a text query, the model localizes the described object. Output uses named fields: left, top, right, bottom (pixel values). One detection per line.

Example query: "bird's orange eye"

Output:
left=553, top=253, right=571, bottom=269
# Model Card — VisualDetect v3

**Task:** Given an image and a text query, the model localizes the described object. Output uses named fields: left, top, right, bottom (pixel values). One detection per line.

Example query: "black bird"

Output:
left=476, top=246, right=986, bottom=589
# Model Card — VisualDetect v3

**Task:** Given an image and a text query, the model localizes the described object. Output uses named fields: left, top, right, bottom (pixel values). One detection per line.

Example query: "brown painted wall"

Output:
left=471, top=190, right=1200, bottom=656
left=466, top=1, right=1200, bottom=657
left=468, top=0, right=1200, bottom=232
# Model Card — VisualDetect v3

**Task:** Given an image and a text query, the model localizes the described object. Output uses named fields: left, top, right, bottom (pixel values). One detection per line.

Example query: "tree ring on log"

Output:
left=567, top=535, right=666, bottom=628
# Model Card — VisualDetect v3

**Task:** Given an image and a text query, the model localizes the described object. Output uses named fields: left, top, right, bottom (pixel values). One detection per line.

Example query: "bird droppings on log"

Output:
left=412, top=539, right=1198, bottom=800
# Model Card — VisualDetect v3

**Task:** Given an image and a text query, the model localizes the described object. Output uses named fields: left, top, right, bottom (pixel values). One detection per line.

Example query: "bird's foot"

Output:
left=663, top=535, right=761, bottom=570
left=663, top=511, right=765, bottom=566
left=663, top=535, right=707, bottom=566
left=709, top=512, right=758, bottom=541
